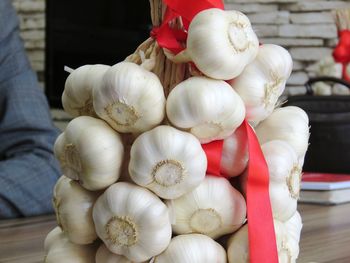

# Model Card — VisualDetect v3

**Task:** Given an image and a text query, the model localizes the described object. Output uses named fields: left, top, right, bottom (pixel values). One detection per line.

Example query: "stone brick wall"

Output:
left=225, top=0, right=350, bottom=95
left=12, top=0, right=350, bottom=95
left=12, top=0, right=45, bottom=89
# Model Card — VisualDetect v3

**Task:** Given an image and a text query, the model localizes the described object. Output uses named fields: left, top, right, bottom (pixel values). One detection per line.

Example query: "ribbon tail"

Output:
left=244, top=120, right=279, bottom=263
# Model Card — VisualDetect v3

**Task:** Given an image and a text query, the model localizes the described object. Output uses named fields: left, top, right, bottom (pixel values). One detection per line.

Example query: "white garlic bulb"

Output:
left=93, top=182, right=172, bottom=262
left=274, top=213, right=302, bottom=263
left=333, top=83, right=350, bottom=95
left=255, top=106, right=309, bottom=162
left=44, top=227, right=97, bottom=263
left=96, top=244, right=139, bottom=263
left=62, top=64, right=110, bottom=117
left=154, top=234, right=227, bottom=263
left=313, top=82, right=332, bottom=96
left=227, top=224, right=249, bottom=263
left=129, top=125, right=207, bottom=199
left=54, top=116, right=124, bottom=191
left=221, top=126, right=248, bottom=177
left=93, top=62, right=166, bottom=133
left=52, top=176, right=99, bottom=244
left=262, top=140, right=301, bottom=222
left=231, top=44, right=293, bottom=125
left=166, top=76, right=246, bottom=143
left=170, top=8, right=259, bottom=80
left=227, top=214, right=302, bottom=263
left=167, top=175, right=246, bottom=239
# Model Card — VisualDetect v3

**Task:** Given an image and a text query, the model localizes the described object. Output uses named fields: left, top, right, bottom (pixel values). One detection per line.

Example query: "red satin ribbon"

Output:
left=333, top=30, right=350, bottom=81
left=151, top=1, right=278, bottom=261
left=201, top=120, right=278, bottom=263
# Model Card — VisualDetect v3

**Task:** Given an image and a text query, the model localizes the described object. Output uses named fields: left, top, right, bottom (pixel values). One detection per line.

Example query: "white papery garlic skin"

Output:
left=262, top=140, right=302, bottom=222
left=92, top=182, right=172, bottom=262
left=170, top=8, right=258, bottom=80
left=52, top=176, right=99, bottom=244
left=93, top=62, right=166, bottom=133
left=154, top=234, right=227, bottom=263
left=255, top=106, right=309, bottom=163
left=166, top=76, right=246, bottom=143
left=54, top=116, right=124, bottom=191
left=231, top=44, right=293, bottom=125
left=96, top=244, right=138, bottom=263
left=129, top=125, right=207, bottom=199
left=167, top=175, right=246, bottom=239
left=227, top=213, right=302, bottom=263
left=313, top=82, right=332, bottom=96
left=221, top=125, right=248, bottom=177
left=62, top=64, right=110, bottom=117
left=44, top=227, right=97, bottom=263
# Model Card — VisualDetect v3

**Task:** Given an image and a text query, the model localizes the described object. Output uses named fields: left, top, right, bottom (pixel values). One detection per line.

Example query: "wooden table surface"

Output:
left=0, top=203, right=349, bottom=263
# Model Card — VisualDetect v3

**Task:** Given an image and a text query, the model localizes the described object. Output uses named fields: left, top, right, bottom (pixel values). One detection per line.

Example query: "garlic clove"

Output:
left=171, top=8, right=258, bottom=80
left=93, top=62, right=166, bottom=133
left=221, top=125, right=249, bottom=177
left=92, top=182, right=172, bottom=262
left=167, top=175, right=246, bottom=239
left=54, top=116, right=124, bottom=191
left=166, top=76, right=246, bottom=143
left=52, top=175, right=100, bottom=245
left=231, top=44, right=293, bottom=125
left=154, top=234, right=227, bottom=263
left=96, top=244, right=140, bottom=263
left=62, top=64, right=110, bottom=118
left=255, top=106, right=310, bottom=161
left=44, top=227, right=97, bottom=263
left=129, top=125, right=207, bottom=199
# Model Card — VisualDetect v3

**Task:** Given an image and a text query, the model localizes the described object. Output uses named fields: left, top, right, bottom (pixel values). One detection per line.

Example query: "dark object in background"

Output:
left=285, top=77, right=350, bottom=174
left=45, top=0, right=152, bottom=108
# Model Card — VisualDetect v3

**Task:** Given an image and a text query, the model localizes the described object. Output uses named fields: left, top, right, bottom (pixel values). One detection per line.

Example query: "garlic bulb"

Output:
left=166, top=76, right=246, bottom=143
left=54, top=116, right=124, bottom=190
left=227, top=224, right=249, bottom=263
left=255, top=106, right=309, bottom=162
left=274, top=214, right=302, bottom=263
left=52, top=176, right=99, bottom=244
left=93, top=62, right=166, bottom=133
left=154, top=234, right=227, bottom=263
left=93, top=182, right=172, bottom=262
left=96, top=244, right=139, bottom=263
left=333, top=83, right=350, bottom=95
left=262, top=140, right=301, bottom=221
left=231, top=44, right=293, bottom=125
left=221, top=125, right=248, bottom=177
left=62, top=64, right=110, bottom=117
left=129, top=125, right=207, bottom=199
left=227, top=214, right=302, bottom=263
left=167, top=175, right=246, bottom=239
left=170, top=8, right=259, bottom=80
left=313, top=82, right=332, bottom=96
left=44, top=227, right=97, bottom=263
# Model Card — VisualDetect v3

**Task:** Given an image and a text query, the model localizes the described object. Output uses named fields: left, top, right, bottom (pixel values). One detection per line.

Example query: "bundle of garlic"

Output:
left=45, top=0, right=310, bottom=262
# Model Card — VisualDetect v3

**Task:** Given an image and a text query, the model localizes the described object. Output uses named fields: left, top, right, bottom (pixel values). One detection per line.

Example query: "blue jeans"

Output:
left=0, top=0, right=61, bottom=218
